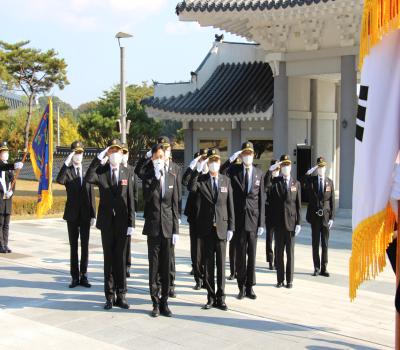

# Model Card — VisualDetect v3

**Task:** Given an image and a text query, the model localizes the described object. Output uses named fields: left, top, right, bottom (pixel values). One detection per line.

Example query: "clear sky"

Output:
left=1, top=0, right=246, bottom=108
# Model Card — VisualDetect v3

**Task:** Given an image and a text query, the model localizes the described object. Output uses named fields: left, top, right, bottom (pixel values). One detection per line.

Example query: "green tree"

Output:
left=78, top=112, right=118, bottom=148
left=0, top=40, right=69, bottom=150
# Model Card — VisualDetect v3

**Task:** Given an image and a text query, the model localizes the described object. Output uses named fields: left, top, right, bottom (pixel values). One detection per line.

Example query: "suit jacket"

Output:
left=182, top=167, right=200, bottom=223
left=305, top=175, right=335, bottom=226
left=56, top=164, right=96, bottom=223
left=264, top=171, right=280, bottom=229
left=141, top=168, right=179, bottom=238
left=221, top=160, right=265, bottom=232
left=189, top=171, right=235, bottom=240
left=270, top=176, right=302, bottom=232
left=85, top=158, right=135, bottom=232
left=0, top=161, right=14, bottom=215
left=124, top=164, right=139, bottom=209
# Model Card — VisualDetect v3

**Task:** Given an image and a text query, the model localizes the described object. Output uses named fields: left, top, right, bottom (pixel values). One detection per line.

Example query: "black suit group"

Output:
left=221, top=161, right=265, bottom=291
left=305, top=175, right=335, bottom=273
left=57, top=164, right=96, bottom=281
left=85, top=158, right=136, bottom=301
left=0, top=161, right=14, bottom=250
left=269, top=176, right=302, bottom=285
left=188, top=170, right=235, bottom=304
left=264, top=170, right=278, bottom=267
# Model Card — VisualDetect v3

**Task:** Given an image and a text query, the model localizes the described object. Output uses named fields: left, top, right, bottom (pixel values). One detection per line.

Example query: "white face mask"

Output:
left=122, top=154, right=129, bottom=166
left=109, top=152, right=122, bottom=166
left=242, top=155, right=254, bottom=167
left=317, top=167, right=326, bottom=177
left=72, top=153, right=83, bottom=165
left=153, top=159, right=165, bottom=172
left=1, top=152, right=9, bottom=162
left=272, top=170, right=280, bottom=178
left=209, top=162, right=220, bottom=173
left=281, top=166, right=291, bottom=177
left=164, top=149, right=171, bottom=160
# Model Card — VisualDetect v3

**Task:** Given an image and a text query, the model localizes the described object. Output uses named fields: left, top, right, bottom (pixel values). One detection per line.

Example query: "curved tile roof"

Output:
left=142, top=61, right=273, bottom=116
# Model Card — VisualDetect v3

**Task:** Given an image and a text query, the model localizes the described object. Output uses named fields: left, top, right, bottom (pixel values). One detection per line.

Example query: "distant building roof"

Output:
left=142, top=61, right=273, bottom=116
left=0, top=86, right=25, bottom=109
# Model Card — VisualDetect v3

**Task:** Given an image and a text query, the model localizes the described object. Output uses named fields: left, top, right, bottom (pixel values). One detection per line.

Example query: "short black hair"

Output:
left=151, top=143, right=164, bottom=155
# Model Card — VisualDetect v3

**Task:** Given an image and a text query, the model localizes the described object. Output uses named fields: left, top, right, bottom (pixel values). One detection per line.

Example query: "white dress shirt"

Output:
left=73, top=164, right=83, bottom=185
left=110, top=165, right=120, bottom=184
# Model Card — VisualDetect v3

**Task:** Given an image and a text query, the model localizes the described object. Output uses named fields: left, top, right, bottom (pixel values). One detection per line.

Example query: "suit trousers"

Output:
left=229, top=235, right=237, bottom=276
left=126, top=236, right=131, bottom=268
left=311, top=218, right=329, bottom=271
left=266, top=226, right=276, bottom=265
left=67, top=220, right=90, bottom=280
left=170, top=243, right=176, bottom=290
left=100, top=219, right=128, bottom=300
left=148, top=234, right=171, bottom=305
left=236, top=230, right=257, bottom=289
left=189, top=222, right=204, bottom=284
left=0, top=214, right=10, bottom=247
left=275, top=229, right=295, bottom=284
left=204, top=228, right=226, bottom=302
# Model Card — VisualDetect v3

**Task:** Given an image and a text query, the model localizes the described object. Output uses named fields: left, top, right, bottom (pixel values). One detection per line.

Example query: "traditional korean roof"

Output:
left=176, top=0, right=335, bottom=15
left=142, top=61, right=273, bottom=116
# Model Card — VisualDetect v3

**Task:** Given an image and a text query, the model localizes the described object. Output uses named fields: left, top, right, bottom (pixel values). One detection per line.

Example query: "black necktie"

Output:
left=212, top=177, right=218, bottom=201
left=76, top=167, right=82, bottom=187
left=112, top=168, right=117, bottom=189
left=245, top=167, right=250, bottom=194
left=319, top=178, right=324, bottom=199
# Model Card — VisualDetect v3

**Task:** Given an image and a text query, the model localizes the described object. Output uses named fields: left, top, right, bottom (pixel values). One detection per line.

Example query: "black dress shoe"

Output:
left=313, top=269, right=320, bottom=277
left=160, top=302, right=172, bottom=317
left=80, top=276, right=91, bottom=288
left=227, top=274, right=235, bottom=280
left=126, top=268, right=131, bottom=278
left=115, top=297, right=130, bottom=309
left=276, top=282, right=284, bottom=288
left=151, top=305, right=160, bottom=317
left=237, top=288, right=245, bottom=300
left=269, top=262, right=274, bottom=270
left=0, top=246, right=6, bottom=253
left=69, top=279, right=79, bottom=288
left=203, top=300, right=214, bottom=309
left=194, top=283, right=201, bottom=290
left=320, top=271, right=330, bottom=277
left=286, top=283, right=293, bottom=289
left=4, top=246, right=11, bottom=253
left=246, top=288, right=257, bottom=300
left=217, top=301, right=228, bottom=311
left=169, top=290, right=176, bottom=298
left=104, top=300, right=113, bottom=310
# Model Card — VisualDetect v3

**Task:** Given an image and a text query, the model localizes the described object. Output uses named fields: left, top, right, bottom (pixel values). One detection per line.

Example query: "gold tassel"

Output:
left=359, top=0, right=400, bottom=69
left=349, top=204, right=396, bottom=300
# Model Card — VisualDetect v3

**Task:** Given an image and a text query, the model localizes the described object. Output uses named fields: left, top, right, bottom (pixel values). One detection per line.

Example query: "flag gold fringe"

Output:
left=349, top=204, right=396, bottom=300
left=360, top=0, right=400, bottom=69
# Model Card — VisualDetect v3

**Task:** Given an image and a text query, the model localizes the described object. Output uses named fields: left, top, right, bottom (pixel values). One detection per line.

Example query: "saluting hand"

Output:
left=65, top=151, right=75, bottom=166
left=306, top=165, right=318, bottom=176
left=189, top=156, right=201, bottom=170
left=269, top=161, right=281, bottom=172
left=97, top=147, right=110, bottom=160
left=229, top=150, right=242, bottom=163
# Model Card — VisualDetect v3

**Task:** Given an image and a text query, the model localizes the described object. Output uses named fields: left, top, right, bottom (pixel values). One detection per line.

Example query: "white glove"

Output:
left=328, top=220, right=333, bottom=229
left=306, top=165, right=318, bottom=176
left=14, top=162, right=23, bottom=170
left=196, top=159, right=207, bottom=172
left=90, top=218, right=96, bottom=227
left=269, top=162, right=281, bottom=172
left=295, top=225, right=301, bottom=236
left=178, top=219, right=182, bottom=225
left=189, top=156, right=201, bottom=170
left=229, top=150, right=242, bottom=163
left=98, top=147, right=110, bottom=160
left=257, top=227, right=264, bottom=236
left=172, top=234, right=179, bottom=245
left=127, top=227, right=134, bottom=236
left=5, top=190, right=13, bottom=199
left=145, top=149, right=152, bottom=159
left=65, top=152, right=75, bottom=166
left=227, top=230, right=233, bottom=242
left=100, top=156, right=109, bottom=166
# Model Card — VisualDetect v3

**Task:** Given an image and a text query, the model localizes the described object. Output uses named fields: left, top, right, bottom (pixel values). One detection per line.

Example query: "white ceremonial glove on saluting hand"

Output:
left=306, top=165, right=319, bottom=176
left=227, top=230, right=233, bottom=242
left=14, top=162, right=23, bottom=170
left=172, top=234, right=179, bottom=245
left=5, top=190, right=13, bottom=199
left=189, top=156, right=201, bottom=170
left=269, top=161, right=281, bottom=172
left=65, top=152, right=75, bottom=166
left=390, top=163, right=400, bottom=219
left=145, top=149, right=152, bottom=159
left=229, top=150, right=242, bottom=163
left=127, top=227, right=134, bottom=236
left=295, top=225, right=301, bottom=236
left=100, top=156, right=108, bottom=166
left=328, top=220, right=333, bottom=230
left=98, top=147, right=110, bottom=160
left=90, top=218, right=96, bottom=227
left=196, top=159, right=207, bottom=173
left=257, top=227, right=264, bottom=236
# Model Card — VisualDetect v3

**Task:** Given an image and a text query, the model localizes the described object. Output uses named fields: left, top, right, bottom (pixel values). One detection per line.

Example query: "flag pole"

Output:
left=10, top=148, right=28, bottom=190
left=396, top=201, right=400, bottom=349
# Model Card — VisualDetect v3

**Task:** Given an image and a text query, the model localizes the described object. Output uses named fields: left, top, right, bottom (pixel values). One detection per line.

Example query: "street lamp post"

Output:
left=115, top=32, right=133, bottom=144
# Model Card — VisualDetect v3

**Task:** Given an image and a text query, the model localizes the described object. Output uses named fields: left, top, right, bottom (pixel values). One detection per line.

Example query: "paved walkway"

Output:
left=0, top=211, right=395, bottom=349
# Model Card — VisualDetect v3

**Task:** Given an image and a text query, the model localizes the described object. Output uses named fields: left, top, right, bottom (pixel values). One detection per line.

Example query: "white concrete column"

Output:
left=183, top=121, right=193, bottom=168
left=273, top=61, right=289, bottom=158
left=310, top=79, right=318, bottom=162
left=231, top=121, right=241, bottom=153
left=339, top=55, right=357, bottom=209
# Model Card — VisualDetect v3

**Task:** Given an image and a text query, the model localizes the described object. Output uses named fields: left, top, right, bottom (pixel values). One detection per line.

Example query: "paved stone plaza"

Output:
left=0, top=211, right=395, bottom=349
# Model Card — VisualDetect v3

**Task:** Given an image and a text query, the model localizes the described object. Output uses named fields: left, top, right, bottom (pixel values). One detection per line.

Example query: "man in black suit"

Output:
left=221, top=142, right=265, bottom=300
left=182, top=149, right=208, bottom=289
left=121, top=144, right=139, bottom=278
left=0, top=141, right=22, bottom=254
left=189, top=148, right=235, bottom=311
left=85, top=139, right=135, bottom=310
left=56, top=141, right=96, bottom=288
left=305, top=156, right=335, bottom=277
left=270, top=155, right=302, bottom=289
left=140, top=143, right=179, bottom=318
left=265, top=159, right=280, bottom=270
